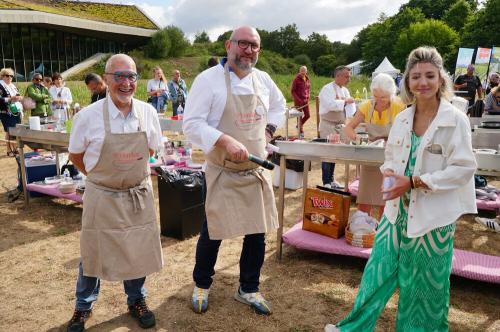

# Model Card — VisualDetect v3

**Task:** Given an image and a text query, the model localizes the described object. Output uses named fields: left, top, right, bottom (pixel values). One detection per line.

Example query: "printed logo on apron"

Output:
left=112, top=151, right=145, bottom=171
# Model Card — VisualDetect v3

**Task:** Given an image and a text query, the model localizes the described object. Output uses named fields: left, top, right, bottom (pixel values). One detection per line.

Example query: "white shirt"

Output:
left=381, top=100, right=477, bottom=237
left=147, top=79, right=169, bottom=93
left=48, top=86, right=73, bottom=110
left=318, top=82, right=356, bottom=117
left=183, top=63, right=286, bottom=153
left=69, top=96, right=162, bottom=172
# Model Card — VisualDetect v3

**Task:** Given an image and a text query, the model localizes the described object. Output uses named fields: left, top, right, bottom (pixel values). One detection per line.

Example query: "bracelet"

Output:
left=409, top=176, right=415, bottom=189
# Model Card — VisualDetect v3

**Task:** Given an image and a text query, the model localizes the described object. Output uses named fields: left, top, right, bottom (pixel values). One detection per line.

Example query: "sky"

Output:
left=96, top=0, right=409, bottom=44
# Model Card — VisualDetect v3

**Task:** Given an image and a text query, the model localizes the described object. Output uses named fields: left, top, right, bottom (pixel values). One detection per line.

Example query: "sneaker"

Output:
left=323, top=183, right=332, bottom=189
left=475, top=217, right=500, bottom=233
left=324, top=324, right=340, bottom=332
left=128, top=298, right=156, bottom=329
left=191, top=286, right=210, bottom=313
left=331, top=180, right=344, bottom=189
left=66, top=309, right=92, bottom=332
left=234, top=287, right=272, bottom=315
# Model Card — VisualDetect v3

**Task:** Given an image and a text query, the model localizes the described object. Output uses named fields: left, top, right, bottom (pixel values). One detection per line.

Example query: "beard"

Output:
left=233, top=54, right=258, bottom=71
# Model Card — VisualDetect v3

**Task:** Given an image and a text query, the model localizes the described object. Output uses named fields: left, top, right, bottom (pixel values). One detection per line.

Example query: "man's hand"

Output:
left=215, top=134, right=249, bottom=162
left=345, top=97, right=355, bottom=104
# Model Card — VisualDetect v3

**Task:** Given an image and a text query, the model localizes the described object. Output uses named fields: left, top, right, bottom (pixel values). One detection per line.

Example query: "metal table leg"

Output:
left=17, top=139, right=29, bottom=207
left=277, top=155, right=286, bottom=261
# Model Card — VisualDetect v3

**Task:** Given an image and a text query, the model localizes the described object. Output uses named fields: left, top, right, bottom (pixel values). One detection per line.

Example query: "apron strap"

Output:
left=103, top=98, right=111, bottom=134
left=129, top=184, right=148, bottom=212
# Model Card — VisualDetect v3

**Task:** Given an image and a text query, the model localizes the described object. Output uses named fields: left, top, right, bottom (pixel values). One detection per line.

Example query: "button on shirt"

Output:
left=68, top=96, right=162, bottom=172
left=182, top=62, right=286, bottom=153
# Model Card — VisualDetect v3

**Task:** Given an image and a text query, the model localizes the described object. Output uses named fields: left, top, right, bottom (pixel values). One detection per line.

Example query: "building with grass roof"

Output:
left=0, top=0, right=159, bottom=81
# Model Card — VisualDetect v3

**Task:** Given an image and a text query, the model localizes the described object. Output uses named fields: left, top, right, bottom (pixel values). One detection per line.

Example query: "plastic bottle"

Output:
left=177, top=104, right=184, bottom=120
left=63, top=168, right=71, bottom=180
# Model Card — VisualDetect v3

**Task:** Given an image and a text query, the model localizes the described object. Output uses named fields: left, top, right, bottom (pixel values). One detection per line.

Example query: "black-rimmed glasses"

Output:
left=230, top=39, right=261, bottom=52
left=105, top=71, right=139, bottom=83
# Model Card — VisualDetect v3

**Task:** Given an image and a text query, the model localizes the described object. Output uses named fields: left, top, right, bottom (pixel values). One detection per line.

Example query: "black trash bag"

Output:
left=269, top=136, right=310, bottom=172
left=61, top=160, right=79, bottom=178
left=155, top=167, right=204, bottom=190
left=475, top=175, right=487, bottom=188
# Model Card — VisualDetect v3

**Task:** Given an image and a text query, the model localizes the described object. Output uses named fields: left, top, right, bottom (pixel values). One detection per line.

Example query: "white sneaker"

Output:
left=331, top=180, right=344, bottom=189
left=323, top=183, right=332, bottom=189
left=234, top=288, right=272, bottom=315
left=475, top=217, right=500, bottom=232
left=324, top=324, right=340, bottom=332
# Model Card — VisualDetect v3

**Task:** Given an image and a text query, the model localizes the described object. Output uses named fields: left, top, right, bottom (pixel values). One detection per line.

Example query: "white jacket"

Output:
left=381, top=99, right=477, bottom=238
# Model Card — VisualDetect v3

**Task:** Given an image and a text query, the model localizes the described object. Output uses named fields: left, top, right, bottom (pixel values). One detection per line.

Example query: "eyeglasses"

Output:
left=230, top=39, right=261, bottom=52
left=105, top=71, right=139, bottom=83
left=33, top=78, right=42, bottom=82
left=3, top=74, right=14, bottom=78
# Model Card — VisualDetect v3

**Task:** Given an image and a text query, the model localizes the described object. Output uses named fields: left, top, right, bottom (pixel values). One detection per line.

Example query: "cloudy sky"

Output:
left=101, top=0, right=409, bottom=43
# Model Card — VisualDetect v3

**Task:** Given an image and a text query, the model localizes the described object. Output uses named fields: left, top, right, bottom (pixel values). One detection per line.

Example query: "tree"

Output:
left=394, top=19, right=459, bottom=70
left=145, top=29, right=171, bottom=59
left=194, top=31, right=210, bottom=44
left=461, top=0, right=500, bottom=48
left=443, top=0, right=474, bottom=33
left=164, top=25, right=190, bottom=57
left=216, top=30, right=232, bottom=42
left=292, top=54, right=313, bottom=72
left=314, top=55, right=341, bottom=77
left=303, top=32, right=332, bottom=61
left=402, top=0, right=477, bottom=20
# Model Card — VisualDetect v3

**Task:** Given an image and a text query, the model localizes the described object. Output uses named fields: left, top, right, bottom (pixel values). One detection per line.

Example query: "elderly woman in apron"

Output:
left=67, top=54, right=163, bottom=332
left=344, top=73, right=406, bottom=219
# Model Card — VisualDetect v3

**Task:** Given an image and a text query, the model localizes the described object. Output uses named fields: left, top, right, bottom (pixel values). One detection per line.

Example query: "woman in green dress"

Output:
left=325, top=47, right=477, bottom=332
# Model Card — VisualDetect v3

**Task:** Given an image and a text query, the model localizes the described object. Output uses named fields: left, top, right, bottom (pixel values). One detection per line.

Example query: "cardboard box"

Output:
left=302, top=187, right=351, bottom=238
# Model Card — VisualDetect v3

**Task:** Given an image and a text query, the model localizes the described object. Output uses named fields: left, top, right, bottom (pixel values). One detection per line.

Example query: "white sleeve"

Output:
left=64, top=87, right=73, bottom=106
left=147, top=80, right=154, bottom=92
left=147, top=106, right=162, bottom=151
left=68, top=111, right=89, bottom=154
left=319, top=85, right=345, bottom=114
left=182, top=74, right=224, bottom=153
left=263, top=72, right=286, bottom=128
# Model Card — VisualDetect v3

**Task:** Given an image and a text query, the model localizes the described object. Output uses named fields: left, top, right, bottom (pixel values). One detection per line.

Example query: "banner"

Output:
left=454, top=48, right=474, bottom=77
left=474, top=47, right=492, bottom=84
left=489, top=46, right=500, bottom=76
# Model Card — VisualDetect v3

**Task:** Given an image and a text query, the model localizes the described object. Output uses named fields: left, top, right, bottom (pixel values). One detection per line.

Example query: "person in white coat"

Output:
left=48, top=73, right=72, bottom=123
left=325, top=47, right=477, bottom=332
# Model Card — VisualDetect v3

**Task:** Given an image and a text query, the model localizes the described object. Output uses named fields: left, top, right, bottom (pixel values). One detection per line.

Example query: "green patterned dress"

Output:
left=336, top=132, right=456, bottom=332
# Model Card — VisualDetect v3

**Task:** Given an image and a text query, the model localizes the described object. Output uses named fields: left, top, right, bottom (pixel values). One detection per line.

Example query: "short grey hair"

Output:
left=370, top=73, right=397, bottom=97
left=333, top=65, right=350, bottom=77
left=400, top=46, right=454, bottom=104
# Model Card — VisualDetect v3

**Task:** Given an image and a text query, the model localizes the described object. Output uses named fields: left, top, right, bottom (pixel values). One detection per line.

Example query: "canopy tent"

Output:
left=372, top=57, right=400, bottom=78
left=346, top=60, right=363, bottom=76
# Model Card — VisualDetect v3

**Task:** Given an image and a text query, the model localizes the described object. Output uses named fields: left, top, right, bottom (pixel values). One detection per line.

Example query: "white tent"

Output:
left=346, top=60, right=363, bottom=76
left=372, top=57, right=400, bottom=78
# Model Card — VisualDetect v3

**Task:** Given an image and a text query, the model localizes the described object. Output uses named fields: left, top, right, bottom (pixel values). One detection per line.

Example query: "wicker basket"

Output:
left=345, top=226, right=376, bottom=248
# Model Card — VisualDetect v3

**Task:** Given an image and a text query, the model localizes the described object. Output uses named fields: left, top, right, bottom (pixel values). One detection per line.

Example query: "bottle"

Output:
left=177, top=104, right=184, bottom=120
left=63, top=168, right=71, bottom=180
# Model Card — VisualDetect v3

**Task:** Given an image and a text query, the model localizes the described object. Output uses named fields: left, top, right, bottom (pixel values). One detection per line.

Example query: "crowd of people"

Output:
left=0, top=24, right=496, bottom=332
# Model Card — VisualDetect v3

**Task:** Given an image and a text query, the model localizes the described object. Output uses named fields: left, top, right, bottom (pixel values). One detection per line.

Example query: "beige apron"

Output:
left=204, top=64, right=278, bottom=240
left=319, top=84, right=346, bottom=139
left=80, top=99, right=163, bottom=281
left=357, top=101, right=393, bottom=206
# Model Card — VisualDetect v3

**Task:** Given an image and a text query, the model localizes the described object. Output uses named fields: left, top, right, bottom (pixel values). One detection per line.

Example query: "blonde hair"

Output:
left=400, top=46, right=454, bottom=105
left=153, top=66, right=166, bottom=82
left=0, top=68, right=14, bottom=77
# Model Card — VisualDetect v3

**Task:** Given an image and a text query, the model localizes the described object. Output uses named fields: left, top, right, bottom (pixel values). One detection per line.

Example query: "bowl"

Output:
left=58, top=181, right=77, bottom=194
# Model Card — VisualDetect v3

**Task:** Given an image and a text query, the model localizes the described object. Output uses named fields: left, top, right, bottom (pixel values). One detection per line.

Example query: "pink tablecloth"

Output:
left=27, top=183, right=83, bottom=203
left=283, top=222, right=500, bottom=284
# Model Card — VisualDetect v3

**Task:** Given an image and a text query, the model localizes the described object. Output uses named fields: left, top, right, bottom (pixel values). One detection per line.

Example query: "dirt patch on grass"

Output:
left=0, top=108, right=499, bottom=331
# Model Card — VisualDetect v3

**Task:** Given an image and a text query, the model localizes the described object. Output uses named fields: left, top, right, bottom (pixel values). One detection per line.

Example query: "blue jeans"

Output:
left=321, top=162, right=336, bottom=185
left=150, top=94, right=168, bottom=113
left=192, top=180, right=266, bottom=293
left=74, top=261, right=147, bottom=310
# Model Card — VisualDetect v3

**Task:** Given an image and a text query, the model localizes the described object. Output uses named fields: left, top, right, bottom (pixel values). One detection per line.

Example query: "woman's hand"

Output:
left=381, top=170, right=411, bottom=201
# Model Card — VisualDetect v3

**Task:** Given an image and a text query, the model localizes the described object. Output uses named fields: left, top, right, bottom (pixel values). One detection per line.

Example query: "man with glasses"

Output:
left=183, top=26, right=285, bottom=316
left=66, top=54, right=163, bottom=332
left=26, top=72, right=51, bottom=118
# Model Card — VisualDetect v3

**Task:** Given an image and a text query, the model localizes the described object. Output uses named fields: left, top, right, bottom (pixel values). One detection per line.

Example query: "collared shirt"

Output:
left=69, top=95, right=162, bottom=172
left=318, top=82, right=356, bottom=117
left=182, top=61, right=286, bottom=153
left=48, top=86, right=73, bottom=111
left=358, top=97, right=405, bottom=125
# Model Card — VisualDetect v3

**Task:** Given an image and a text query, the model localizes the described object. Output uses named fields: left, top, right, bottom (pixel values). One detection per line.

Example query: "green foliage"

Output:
left=292, top=54, right=313, bottom=72
left=164, top=26, right=190, bottom=58
left=256, top=50, right=297, bottom=75
left=184, top=44, right=210, bottom=57
left=207, top=41, right=227, bottom=57
left=394, top=19, right=459, bottom=70
left=403, top=0, right=477, bottom=20
left=461, top=0, right=500, bottom=48
left=216, top=30, right=232, bottom=42
left=443, top=0, right=473, bottom=33
left=313, top=55, right=337, bottom=77
left=145, top=29, right=171, bottom=59
left=301, top=32, right=332, bottom=61
left=194, top=31, right=211, bottom=44
left=260, top=24, right=302, bottom=59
